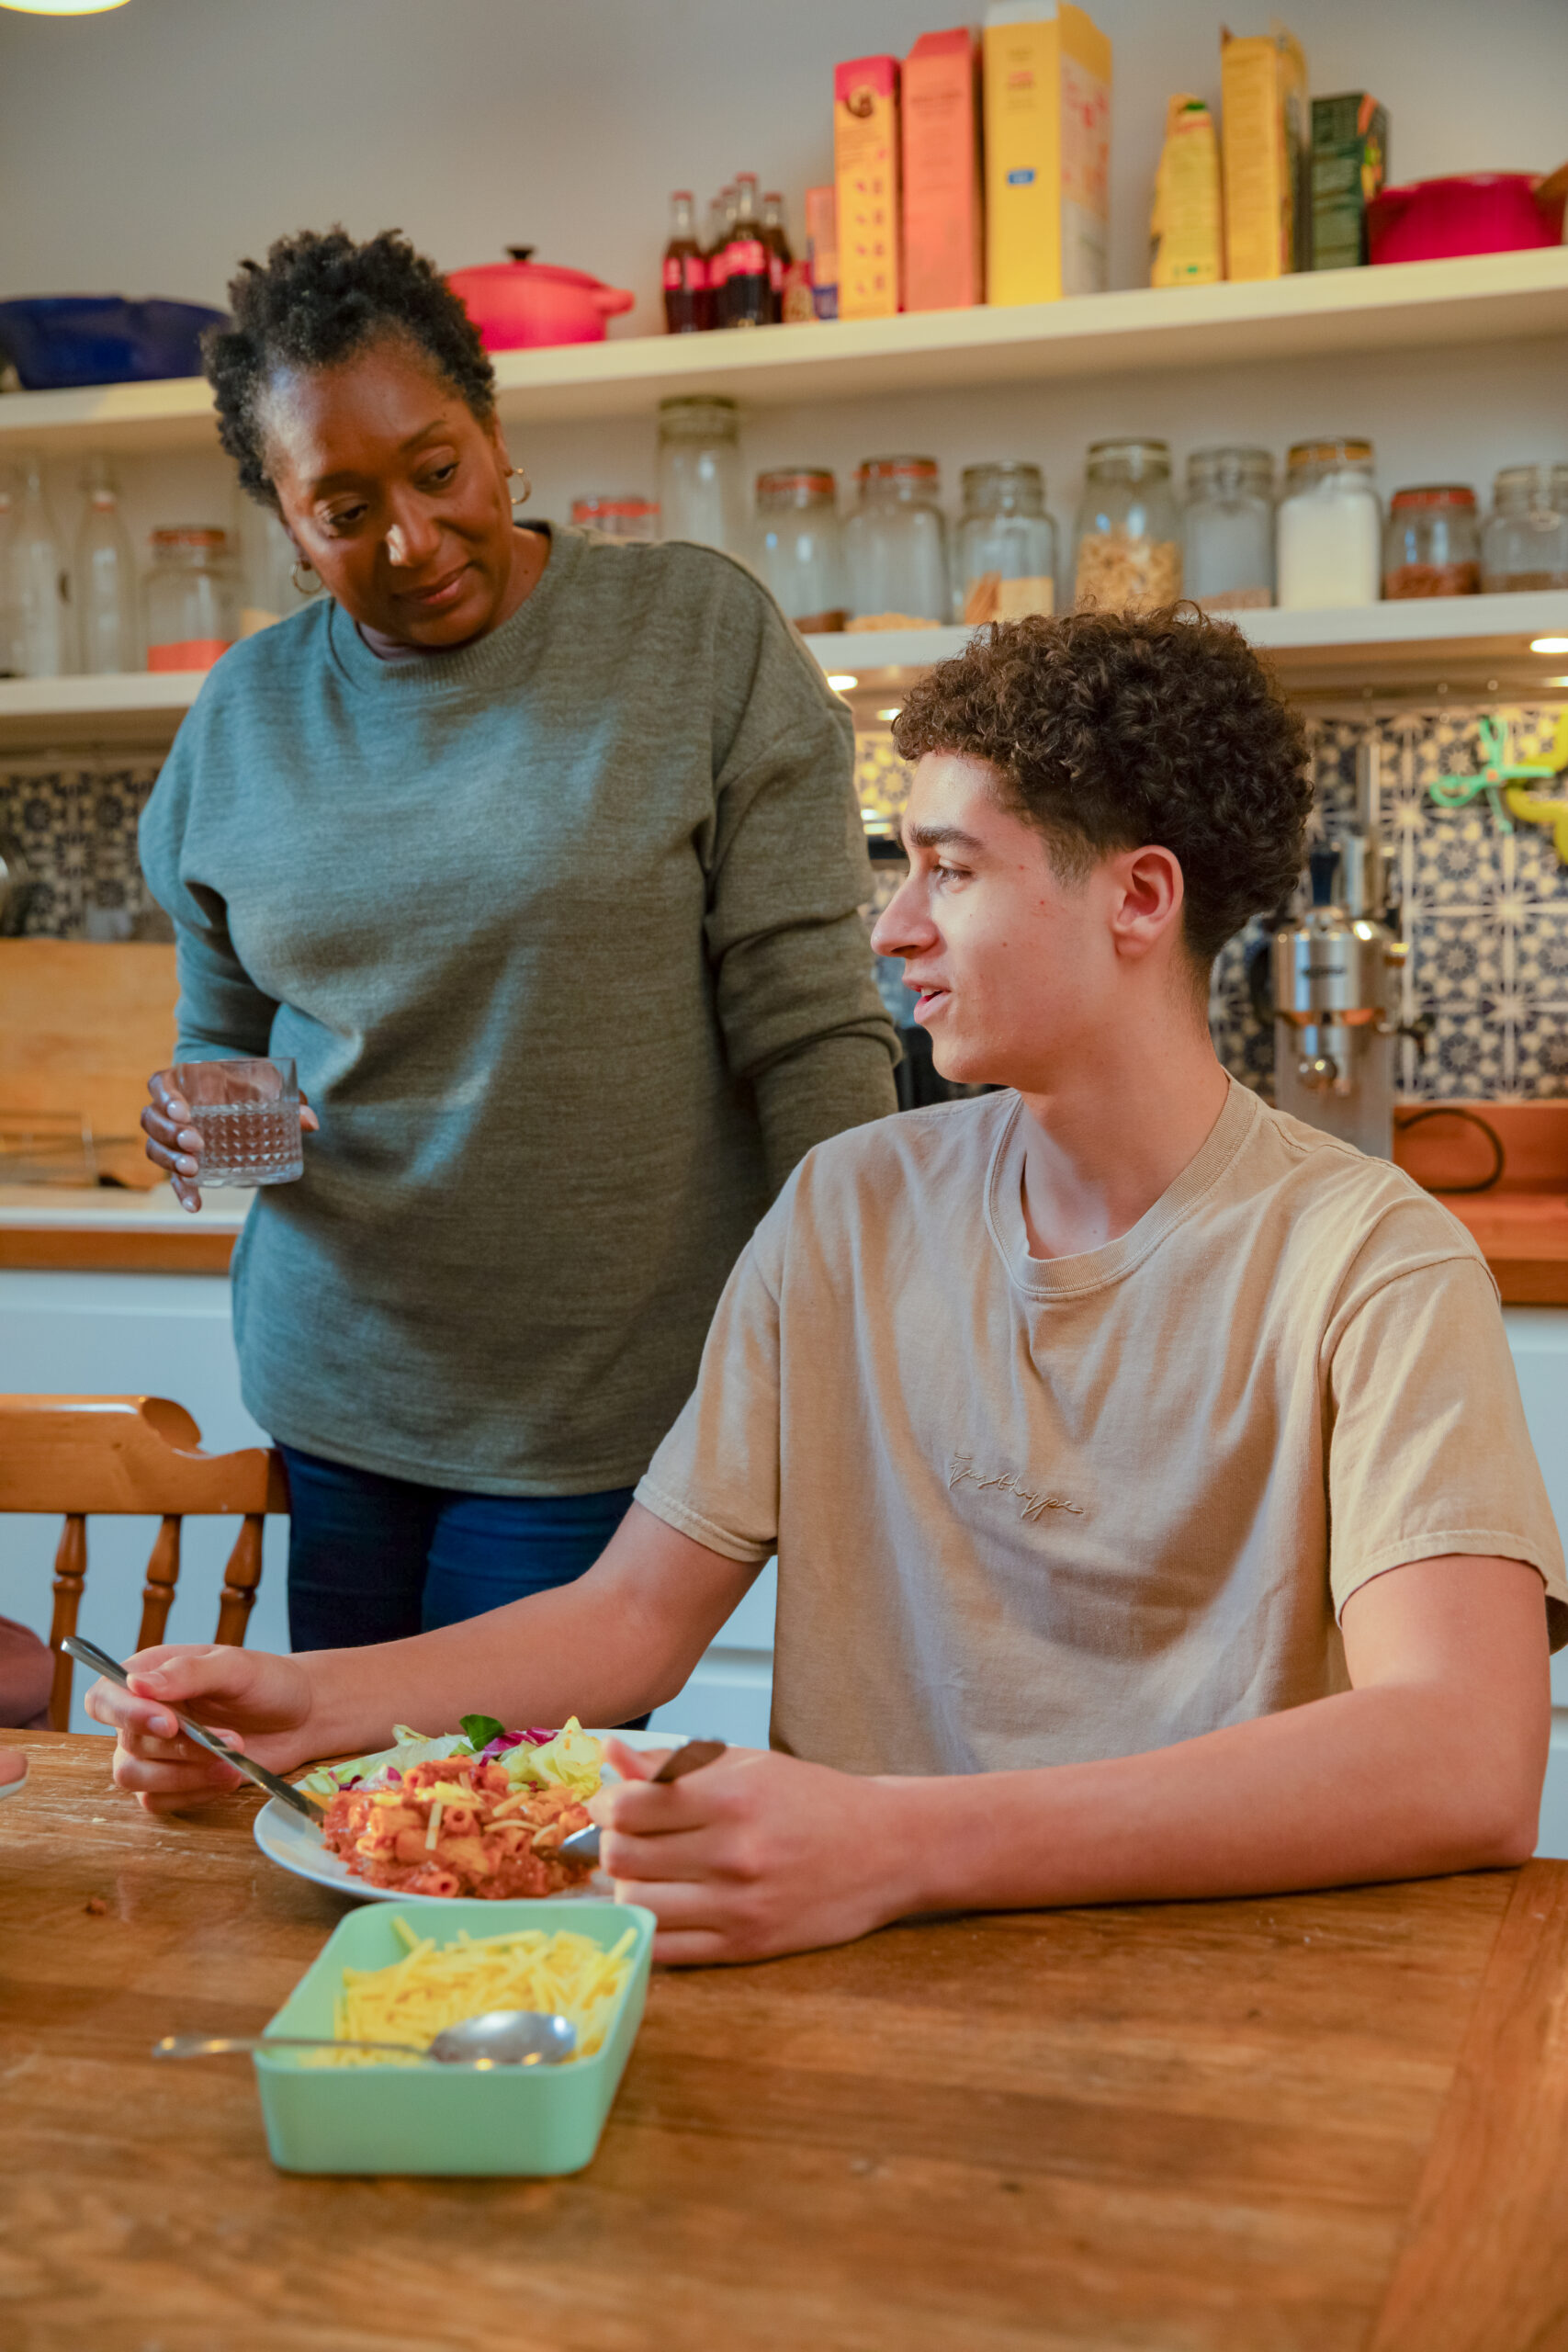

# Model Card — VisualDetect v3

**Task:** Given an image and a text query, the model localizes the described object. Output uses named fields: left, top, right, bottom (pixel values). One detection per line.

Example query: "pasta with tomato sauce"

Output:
left=321, top=1755, right=595, bottom=1899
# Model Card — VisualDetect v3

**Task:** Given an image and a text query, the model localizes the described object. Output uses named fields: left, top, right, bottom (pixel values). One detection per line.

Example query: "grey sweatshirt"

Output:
left=139, top=526, right=897, bottom=1492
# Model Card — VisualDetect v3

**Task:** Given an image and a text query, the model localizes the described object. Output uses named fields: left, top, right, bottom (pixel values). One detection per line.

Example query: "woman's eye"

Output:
left=322, top=505, right=367, bottom=532
left=423, top=462, right=458, bottom=488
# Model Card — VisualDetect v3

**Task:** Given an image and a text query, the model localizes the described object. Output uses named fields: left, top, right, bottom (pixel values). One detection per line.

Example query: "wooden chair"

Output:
left=0, top=1396, right=288, bottom=1729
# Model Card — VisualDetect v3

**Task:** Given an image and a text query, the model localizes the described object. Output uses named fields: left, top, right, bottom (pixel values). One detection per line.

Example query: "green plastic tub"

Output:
left=254, top=1897, right=656, bottom=2176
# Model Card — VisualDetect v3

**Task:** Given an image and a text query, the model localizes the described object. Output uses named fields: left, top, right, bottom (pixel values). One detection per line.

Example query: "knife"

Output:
left=62, top=1634, right=326, bottom=1824
left=559, top=1736, right=726, bottom=1863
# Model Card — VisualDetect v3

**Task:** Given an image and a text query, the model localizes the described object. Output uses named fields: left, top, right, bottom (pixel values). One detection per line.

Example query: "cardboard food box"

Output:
left=1149, top=94, right=1224, bottom=285
left=901, top=28, right=984, bottom=311
left=982, top=1, right=1112, bottom=308
left=805, top=184, right=840, bottom=318
left=834, top=55, right=901, bottom=319
left=1310, top=92, right=1389, bottom=270
left=1220, top=23, right=1309, bottom=281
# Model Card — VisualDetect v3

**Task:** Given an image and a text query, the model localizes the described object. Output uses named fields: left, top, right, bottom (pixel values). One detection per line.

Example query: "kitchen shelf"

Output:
left=0, top=669, right=204, bottom=750
left=2, top=248, right=1565, bottom=455
left=807, top=591, right=1568, bottom=707
left=4, top=591, right=1568, bottom=751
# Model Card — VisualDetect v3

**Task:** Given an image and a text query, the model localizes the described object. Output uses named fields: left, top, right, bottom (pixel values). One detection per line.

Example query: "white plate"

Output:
left=252, top=1729, right=675, bottom=1905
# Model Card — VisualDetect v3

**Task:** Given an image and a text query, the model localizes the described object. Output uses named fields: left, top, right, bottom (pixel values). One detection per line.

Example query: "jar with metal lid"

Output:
left=1276, top=438, right=1380, bottom=610
left=843, top=457, right=949, bottom=628
left=1482, top=464, right=1568, bottom=592
left=570, top=494, right=660, bottom=544
left=656, top=397, right=745, bottom=556
left=143, top=527, right=239, bottom=673
left=1182, top=447, right=1275, bottom=610
left=954, top=462, right=1057, bottom=626
left=752, top=469, right=846, bottom=633
left=1382, top=485, right=1481, bottom=599
left=1072, top=440, right=1182, bottom=611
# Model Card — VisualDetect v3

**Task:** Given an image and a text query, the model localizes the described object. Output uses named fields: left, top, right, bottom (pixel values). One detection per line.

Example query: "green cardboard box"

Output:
left=1311, top=93, right=1389, bottom=270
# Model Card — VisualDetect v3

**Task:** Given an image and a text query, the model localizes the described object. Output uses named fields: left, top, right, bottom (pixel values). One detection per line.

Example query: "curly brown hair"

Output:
left=202, top=227, right=498, bottom=507
left=892, top=607, right=1311, bottom=966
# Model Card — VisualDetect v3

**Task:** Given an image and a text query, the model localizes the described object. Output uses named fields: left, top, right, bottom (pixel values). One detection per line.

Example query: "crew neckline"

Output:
left=985, top=1073, right=1261, bottom=1299
left=325, top=523, right=574, bottom=694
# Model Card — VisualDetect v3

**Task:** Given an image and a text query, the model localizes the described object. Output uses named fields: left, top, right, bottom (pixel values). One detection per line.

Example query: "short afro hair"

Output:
left=202, top=226, right=497, bottom=506
left=892, top=606, right=1311, bottom=966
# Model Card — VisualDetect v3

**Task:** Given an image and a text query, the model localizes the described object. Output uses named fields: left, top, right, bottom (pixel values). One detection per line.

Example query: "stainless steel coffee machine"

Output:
left=1271, top=747, right=1409, bottom=1159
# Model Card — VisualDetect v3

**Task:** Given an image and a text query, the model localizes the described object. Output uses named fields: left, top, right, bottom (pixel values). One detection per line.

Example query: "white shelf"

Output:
left=0, top=668, right=203, bottom=749
left=2, top=250, right=1564, bottom=454
left=3, top=592, right=1565, bottom=752
left=807, top=592, right=1568, bottom=704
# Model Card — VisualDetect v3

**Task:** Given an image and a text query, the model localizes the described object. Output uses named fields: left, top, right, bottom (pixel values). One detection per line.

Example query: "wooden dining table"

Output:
left=5, top=1729, right=1568, bottom=2352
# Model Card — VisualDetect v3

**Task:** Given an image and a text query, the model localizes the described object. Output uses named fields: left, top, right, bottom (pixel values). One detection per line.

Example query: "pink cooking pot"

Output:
left=446, top=246, right=636, bottom=350
left=1368, top=172, right=1567, bottom=266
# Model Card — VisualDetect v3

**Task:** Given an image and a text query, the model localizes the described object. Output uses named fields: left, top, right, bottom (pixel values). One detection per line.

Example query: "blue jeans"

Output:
left=278, top=1444, right=639, bottom=1674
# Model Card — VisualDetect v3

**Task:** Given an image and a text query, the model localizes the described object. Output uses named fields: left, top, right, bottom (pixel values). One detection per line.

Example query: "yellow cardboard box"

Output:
left=983, top=2, right=1112, bottom=307
left=1221, top=24, right=1309, bottom=281
left=835, top=54, right=901, bottom=319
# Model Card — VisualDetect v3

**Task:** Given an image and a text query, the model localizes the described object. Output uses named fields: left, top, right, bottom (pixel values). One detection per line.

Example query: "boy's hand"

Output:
left=591, top=1738, right=913, bottom=1965
left=85, top=1644, right=317, bottom=1811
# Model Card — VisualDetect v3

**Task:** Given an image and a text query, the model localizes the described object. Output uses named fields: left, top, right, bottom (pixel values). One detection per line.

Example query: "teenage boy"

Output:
left=94, top=610, right=1565, bottom=1968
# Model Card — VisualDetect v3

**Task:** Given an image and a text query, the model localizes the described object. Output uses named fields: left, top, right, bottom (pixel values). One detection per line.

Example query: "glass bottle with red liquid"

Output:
left=662, top=191, right=709, bottom=334
left=706, top=187, right=737, bottom=330
left=723, top=173, right=772, bottom=329
left=761, top=193, right=793, bottom=323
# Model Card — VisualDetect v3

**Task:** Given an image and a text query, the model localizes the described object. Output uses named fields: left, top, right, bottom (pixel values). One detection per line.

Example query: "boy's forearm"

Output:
left=292, top=1506, right=750, bottom=1761
left=878, top=1683, right=1540, bottom=1924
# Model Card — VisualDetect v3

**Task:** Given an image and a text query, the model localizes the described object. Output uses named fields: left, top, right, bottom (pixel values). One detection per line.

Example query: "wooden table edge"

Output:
left=1366, top=1855, right=1568, bottom=2352
left=0, top=1227, right=235, bottom=1272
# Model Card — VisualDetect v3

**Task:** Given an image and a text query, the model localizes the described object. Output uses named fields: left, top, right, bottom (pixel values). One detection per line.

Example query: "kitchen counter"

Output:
left=0, top=1182, right=245, bottom=1273
left=3, top=1103, right=1566, bottom=1295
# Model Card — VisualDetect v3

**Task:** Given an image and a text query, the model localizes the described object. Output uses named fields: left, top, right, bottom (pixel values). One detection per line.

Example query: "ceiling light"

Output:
left=876, top=707, right=902, bottom=722
left=1530, top=637, right=1568, bottom=654
left=825, top=673, right=859, bottom=692
left=0, top=0, right=131, bottom=12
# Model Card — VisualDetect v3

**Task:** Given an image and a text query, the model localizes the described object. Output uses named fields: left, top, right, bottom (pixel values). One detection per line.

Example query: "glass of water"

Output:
left=171, top=1057, right=304, bottom=1189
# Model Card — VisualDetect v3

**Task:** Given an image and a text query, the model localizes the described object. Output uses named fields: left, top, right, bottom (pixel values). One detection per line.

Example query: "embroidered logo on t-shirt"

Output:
left=948, top=1458, right=1085, bottom=1522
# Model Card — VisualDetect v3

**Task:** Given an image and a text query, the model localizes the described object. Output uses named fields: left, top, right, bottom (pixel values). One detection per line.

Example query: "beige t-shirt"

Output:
left=637, top=1079, right=1567, bottom=1778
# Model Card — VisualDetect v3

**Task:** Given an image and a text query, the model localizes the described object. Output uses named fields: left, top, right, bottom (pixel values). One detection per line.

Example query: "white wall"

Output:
left=1, top=0, right=1564, bottom=319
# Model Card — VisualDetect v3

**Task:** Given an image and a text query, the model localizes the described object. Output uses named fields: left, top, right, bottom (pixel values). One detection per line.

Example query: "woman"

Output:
left=140, top=226, right=896, bottom=1653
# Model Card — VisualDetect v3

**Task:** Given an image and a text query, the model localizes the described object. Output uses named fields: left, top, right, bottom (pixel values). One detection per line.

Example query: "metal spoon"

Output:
left=152, top=2007, right=578, bottom=2067
left=559, top=1736, right=726, bottom=1863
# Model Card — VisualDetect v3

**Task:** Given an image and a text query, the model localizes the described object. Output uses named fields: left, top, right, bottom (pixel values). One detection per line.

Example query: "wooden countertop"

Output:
left=5, top=1731, right=1568, bottom=2352
left=0, top=1183, right=243, bottom=1273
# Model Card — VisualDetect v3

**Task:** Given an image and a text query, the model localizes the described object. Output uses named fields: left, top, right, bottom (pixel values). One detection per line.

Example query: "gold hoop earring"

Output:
left=291, top=559, right=321, bottom=596
left=508, top=465, right=531, bottom=512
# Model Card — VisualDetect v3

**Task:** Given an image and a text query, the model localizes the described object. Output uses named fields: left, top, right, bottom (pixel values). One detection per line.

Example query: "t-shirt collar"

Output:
left=986, top=1073, right=1261, bottom=1299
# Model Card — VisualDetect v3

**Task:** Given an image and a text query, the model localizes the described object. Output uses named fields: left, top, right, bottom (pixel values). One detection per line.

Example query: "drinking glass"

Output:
left=171, top=1057, right=304, bottom=1188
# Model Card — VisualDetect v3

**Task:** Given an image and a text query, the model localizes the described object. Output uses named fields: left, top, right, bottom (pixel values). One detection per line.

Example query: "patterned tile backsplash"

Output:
left=6, top=710, right=1568, bottom=1101
left=856, top=706, right=1568, bottom=1102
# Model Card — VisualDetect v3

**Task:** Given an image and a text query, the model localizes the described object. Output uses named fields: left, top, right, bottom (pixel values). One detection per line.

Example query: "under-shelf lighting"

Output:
left=876, top=707, right=902, bottom=722
left=0, top=0, right=131, bottom=12
left=826, top=673, right=859, bottom=692
left=1530, top=637, right=1568, bottom=654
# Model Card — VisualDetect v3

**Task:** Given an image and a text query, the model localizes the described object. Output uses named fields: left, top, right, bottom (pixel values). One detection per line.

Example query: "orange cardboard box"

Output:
left=834, top=53, right=901, bottom=318
left=901, top=28, right=983, bottom=311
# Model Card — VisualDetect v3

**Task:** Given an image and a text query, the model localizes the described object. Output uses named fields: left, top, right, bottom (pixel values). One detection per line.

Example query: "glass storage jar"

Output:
left=752, top=469, right=846, bottom=632
left=844, top=457, right=949, bottom=628
left=1, top=449, right=69, bottom=678
left=1182, top=447, right=1274, bottom=610
left=74, top=454, right=140, bottom=673
left=656, top=398, right=746, bottom=556
left=1072, top=440, right=1182, bottom=611
left=143, top=527, right=239, bottom=672
left=954, top=462, right=1057, bottom=625
left=1482, top=464, right=1568, bottom=592
left=1276, top=438, right=1380, bottom=609
left=570, top=495, right=660, bottom=543
left=1382, top=485, right=1481, bottom=598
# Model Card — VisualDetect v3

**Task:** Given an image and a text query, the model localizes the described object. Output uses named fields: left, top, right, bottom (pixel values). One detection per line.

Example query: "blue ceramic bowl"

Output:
left=0, top=297, right=228, bottom=390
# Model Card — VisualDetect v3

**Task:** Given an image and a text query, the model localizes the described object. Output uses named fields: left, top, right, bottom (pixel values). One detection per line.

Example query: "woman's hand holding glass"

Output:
left=142, top=1065, right=320, bottom=1213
